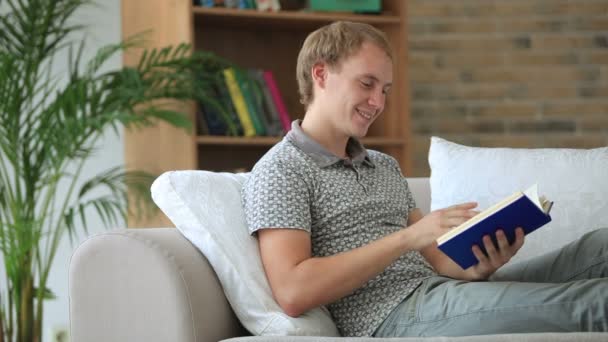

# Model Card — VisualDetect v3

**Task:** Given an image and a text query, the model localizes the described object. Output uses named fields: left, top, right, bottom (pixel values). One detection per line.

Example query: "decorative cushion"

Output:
left=150, top=171, right=340, bottom=336
left=428, top=136, right=608, bottom=265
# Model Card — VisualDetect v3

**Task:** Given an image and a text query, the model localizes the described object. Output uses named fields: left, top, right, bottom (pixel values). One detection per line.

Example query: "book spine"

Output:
left=223, top=68, right=256, bottom=137
left=249, top=69, right=283, bottom=136
left=262, top=70, right=292, bottom=133
left=234, top=68, right=267, bottom=136
left=215, top=78, right=244, bottom=136
left=197, top=105, right=226, bottom=136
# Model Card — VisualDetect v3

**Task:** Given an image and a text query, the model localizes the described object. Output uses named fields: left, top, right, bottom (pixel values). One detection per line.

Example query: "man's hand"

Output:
left=409, top=202, right=479, bottom=251
left=411, top=207, right=526, bottom=281
left=466, top=227, right=525, bottom=280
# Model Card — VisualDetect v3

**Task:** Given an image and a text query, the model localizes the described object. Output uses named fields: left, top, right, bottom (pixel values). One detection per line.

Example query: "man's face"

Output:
left=322, top=42, right=393, bottom=139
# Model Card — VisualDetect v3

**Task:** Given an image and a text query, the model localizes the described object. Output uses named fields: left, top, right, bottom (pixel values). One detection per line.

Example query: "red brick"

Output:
left=573, top=17, right=608, bottom=31
left=578, top=115, right=608, bottom=132
left=410, top=37, right=523, bottom=51
left=532, top=35, right=597, bottom=49
left=543, top=102, right=608, bottom=116
left=585, top=51, right=608, bottom=64
left=579, top=86, right=608, bottom=98
left=507, top=52, right=579, bottom=65
left=553, top=1, right=608, bottom=16
left=469, top=103, right=539, bottom=118
left=437, top=53, right=504, bottom=67
left=409, top=2, right=495, bottom=18
left=470, top=120, right=507, bottom=133
left=412, top=104, right=468, bottom=120
left=409, top=53, right=437, bottom=68
left=523, top=86, right=579, bottom=99
left=452, top=84, right=514, bottom=100
left=435, top=119, right=471, bottom=134
left=541, top=134, right=606, bottom=148
left=493, top=2, right=538, bottom=16
left=500, top=18, right=567, bottom=33
left=466, top=67, right=599, bottom=83
left=426, top=20, right=497, bottom=34
left=475, top=135, right=536, bottom=148
left=410, top=68, right=460, bottom=83
left=509, top=120, right=576, bottom=133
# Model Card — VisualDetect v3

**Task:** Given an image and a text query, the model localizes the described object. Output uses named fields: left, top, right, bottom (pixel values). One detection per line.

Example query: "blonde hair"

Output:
left=296, top=21, right=393, bottom=108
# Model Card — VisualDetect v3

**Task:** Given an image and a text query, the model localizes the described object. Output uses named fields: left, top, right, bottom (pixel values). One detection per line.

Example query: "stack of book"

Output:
left=196, top=68, right=291, bottom=137
left=194, top=0, right=281, bottom=11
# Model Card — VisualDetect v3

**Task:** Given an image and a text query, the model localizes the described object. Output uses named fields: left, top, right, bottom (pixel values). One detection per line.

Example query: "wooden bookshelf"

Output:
left=122, top=0, right=410, bottom=227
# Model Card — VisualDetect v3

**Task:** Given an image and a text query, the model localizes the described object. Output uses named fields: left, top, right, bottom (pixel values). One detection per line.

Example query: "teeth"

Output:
left=357, top=109, right=373, bottom=120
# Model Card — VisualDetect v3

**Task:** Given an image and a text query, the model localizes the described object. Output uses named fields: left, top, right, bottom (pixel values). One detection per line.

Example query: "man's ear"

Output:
left=311, top=62, right=327, bottom=89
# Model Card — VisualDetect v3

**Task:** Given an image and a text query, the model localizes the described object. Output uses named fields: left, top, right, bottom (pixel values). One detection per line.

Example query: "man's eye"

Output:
left=361, top=81, right=372, bottom=88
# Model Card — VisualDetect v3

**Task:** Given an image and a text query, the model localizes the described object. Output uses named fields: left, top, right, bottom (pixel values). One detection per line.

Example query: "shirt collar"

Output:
left=285, top=120, right=375, bottom=168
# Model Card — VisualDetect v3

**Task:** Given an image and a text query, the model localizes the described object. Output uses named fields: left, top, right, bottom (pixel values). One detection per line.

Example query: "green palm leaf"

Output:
left=1, top=1, right=234, bottom=341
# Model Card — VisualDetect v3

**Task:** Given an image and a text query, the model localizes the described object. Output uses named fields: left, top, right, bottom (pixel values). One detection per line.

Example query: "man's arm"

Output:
left=257, top=227, right=416, bottom=317
left=257, top=203, right=479, bottom=317
left=409, top=208, right=525, bottom=281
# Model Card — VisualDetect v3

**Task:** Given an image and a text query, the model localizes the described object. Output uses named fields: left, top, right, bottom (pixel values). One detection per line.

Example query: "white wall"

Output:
left=42, top=1, right=123, bottom=341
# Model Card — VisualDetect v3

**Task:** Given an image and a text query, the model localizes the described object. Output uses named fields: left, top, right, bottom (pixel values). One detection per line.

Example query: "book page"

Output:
left=436, top=191, right=523, bottom=244
left=523, top=184, right=542, bottom=210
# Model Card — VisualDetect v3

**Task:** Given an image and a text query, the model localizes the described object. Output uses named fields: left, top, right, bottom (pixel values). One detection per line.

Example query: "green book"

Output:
left=234, top=68, right=267, bottom=136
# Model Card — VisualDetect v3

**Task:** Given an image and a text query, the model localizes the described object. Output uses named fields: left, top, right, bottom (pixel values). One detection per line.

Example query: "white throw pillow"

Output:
left=151, top=171, right=340, bottom=336
left=429, top=136, right=608, bottom=265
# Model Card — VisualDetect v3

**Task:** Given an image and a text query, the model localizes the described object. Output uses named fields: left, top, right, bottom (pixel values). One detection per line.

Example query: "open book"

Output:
left=437, top=184, right=553, bottom=269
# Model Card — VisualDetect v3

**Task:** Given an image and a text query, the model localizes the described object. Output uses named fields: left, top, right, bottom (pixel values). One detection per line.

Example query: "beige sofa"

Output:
left=69, top=178, right=608, bottom=342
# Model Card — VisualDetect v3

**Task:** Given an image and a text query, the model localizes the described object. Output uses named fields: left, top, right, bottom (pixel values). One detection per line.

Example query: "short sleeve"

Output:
left=242, top=159, right=312, bottom=235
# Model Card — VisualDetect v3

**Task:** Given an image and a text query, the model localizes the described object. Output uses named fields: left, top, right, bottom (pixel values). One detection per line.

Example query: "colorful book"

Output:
left=215, top=79, right=244, bottom=136
left=197, top=105, right=226, bottom=136
left=262, top=70, right=292, bottom=133
left=234, top=68, right=267, bottom=136
left=437, top=184, right=553, bottom=270
left=223, top=68, right=256, bottom=137
left=248, top=69, right=283, bottom=136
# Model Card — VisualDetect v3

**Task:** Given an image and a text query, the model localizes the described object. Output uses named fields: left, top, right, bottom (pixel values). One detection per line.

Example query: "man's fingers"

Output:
left=511, top=227, right=525, bottom=252
left=441, top=209, right=479, bottom=228
left=443, top=216, right=472, bottom=229
left=472, top=244, right=488, bottom=263
left=483, top=235, right=498, bottom=258
left=447, top=202, right=478, bottom=210
left=447, top=209, right=478, bottom=219
left=495, top=230, right=511, bottom=257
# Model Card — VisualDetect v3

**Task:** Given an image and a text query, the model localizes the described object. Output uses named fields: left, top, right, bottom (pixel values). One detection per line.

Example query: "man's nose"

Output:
left=368, top=89, right=384, bottom=108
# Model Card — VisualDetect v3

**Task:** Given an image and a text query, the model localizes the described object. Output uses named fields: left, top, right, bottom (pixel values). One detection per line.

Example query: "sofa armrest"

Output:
left=69, top=228, right=247, bottom=342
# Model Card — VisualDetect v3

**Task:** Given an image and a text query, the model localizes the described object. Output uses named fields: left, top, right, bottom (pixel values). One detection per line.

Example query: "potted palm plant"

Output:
left=0, top=0, right=233, bottom=341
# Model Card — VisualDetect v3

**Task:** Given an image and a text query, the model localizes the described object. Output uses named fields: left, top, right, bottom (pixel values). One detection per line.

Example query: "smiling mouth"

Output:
left=356, top=108, right=375, bottom=120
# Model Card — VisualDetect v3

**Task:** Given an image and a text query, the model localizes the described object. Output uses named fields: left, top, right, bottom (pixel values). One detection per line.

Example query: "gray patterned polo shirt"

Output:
left=242, top=121, right=436, bottom=337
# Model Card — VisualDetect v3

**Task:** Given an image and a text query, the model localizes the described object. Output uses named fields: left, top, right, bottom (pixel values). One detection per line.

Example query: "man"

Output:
left=242, top=21, right=607, bottom=337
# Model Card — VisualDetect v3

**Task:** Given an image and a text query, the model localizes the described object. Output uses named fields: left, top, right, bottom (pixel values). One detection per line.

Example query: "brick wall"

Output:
left=408, top=0, right=608, bottom=176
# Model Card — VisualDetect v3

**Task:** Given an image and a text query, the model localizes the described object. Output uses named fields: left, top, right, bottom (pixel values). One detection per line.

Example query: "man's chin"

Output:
left=351, top=129, right=369, bottom=140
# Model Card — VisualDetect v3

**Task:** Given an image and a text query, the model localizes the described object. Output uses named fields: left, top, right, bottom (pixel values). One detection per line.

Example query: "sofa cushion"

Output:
left=150, top=171, right=340, bottom=336
left=428, top=136, right=608, bottom=265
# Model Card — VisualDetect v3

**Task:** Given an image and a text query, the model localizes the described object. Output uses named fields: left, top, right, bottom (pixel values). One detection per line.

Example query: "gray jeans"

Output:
left=373, top=228, right=608, bottom=337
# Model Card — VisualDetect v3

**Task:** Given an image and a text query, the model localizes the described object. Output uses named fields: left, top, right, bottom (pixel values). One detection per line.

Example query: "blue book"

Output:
left=437, top=184, right=553, bottom=270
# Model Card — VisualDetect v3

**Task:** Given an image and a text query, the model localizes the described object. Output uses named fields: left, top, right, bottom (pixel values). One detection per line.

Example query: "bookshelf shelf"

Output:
left=196, top=135, right=406, bottom=147
left=196, top=136, right=281, bottom=146
left=192, top=6, right=401, bottom=29
left=122, top=0, right=410, bottom=227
